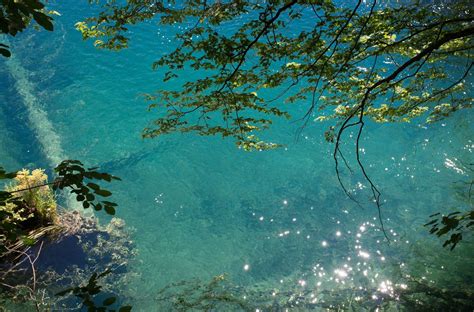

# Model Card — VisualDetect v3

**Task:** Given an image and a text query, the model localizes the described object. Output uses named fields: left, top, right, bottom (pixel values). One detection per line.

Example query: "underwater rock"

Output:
left=0, top=209, right=137, bottom=298
left=0, top=209, right=137, bottom=310
left=31, top=210, right=135, bottom=274
left=31, top=211, right=100, bottom=273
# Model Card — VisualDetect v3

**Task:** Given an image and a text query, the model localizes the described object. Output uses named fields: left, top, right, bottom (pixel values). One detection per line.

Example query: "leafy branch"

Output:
left=53, top=160, right=121, bottom=215
left=3, top=160, right=120, bottom=215
left=76, top=0, right=473, bottom=241
left=333, top=24, right=474, bottom=240
left=0, top=0, right=57, bottom=56
left=56, top=269, right=132, bottom=312
left=1, top=160, right=120, bottom=249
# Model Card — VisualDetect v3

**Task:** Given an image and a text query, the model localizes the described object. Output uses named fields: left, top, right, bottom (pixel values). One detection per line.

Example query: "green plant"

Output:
left=53, top=160, right=121, bottom=215
left=56, top=269, right=132, bottom=312
left=0, top=166, right=28, bottom=245
left=76, top=0, right=473, bottom=239
left=4, top=168, right=57, bottom=226
left=0, top=160, right=120, bottom=251
left=77, top=0, right=473, bottom=152
left=0, top=0, right=59, bottom=57
left=1, top=161, right=128, bottom=310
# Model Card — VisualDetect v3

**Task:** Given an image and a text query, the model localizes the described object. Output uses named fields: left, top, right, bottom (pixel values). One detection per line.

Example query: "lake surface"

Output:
left=1, top=2, right=473, bottom=310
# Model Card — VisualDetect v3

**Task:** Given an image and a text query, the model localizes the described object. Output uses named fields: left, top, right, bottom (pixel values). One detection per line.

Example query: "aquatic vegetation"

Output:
left=56, top=269, right=132, bottom=312
left=156, top=273, right=474, bottom=311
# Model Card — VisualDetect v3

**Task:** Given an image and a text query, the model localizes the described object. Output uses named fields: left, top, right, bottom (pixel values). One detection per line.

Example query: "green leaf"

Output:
left=103, top=297, right=116, bottom=306
left=95, top=189, right=112, bottom=197
left=21, top=236, right=36, bottom=246
left=101, top=174, right=112, bottom=182
left=104, top=205, right=116, bottom=215
left=33, top=12, right=54, bottom=31
left=87, top=182, right=101, bottom=190
left=24, top=0, right=45, bottom=10
left=0, top=47, right=11, bottom=57
left=84, top=171, right=102, bottom=179
left=102, top=201, right=118, bottom=207
left=119, top=306, right=132, bottom=312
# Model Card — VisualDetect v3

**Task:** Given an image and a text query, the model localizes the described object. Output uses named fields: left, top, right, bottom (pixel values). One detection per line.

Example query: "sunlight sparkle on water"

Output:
left=378, top=280, right=395, bottom=296
left=334, top=269, right=348, bottom=278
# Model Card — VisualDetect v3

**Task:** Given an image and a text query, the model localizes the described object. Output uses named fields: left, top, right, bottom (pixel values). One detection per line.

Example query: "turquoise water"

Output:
left=1, top=2, right=474, bottom=310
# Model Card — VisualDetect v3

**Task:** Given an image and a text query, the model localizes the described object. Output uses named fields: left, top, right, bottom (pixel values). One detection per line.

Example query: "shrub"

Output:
left=3, top=169, right=57, bottom=227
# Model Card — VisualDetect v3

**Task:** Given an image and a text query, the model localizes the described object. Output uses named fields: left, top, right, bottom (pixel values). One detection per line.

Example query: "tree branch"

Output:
left=334, top=25, right=474, bottom=241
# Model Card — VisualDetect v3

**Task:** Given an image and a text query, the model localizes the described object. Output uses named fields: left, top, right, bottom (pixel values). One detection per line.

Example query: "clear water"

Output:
left=1, top=2, right=473, bottom=310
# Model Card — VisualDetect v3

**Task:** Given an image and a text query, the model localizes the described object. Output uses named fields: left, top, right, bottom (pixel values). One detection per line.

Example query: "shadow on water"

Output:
left=98, top=143, right=169, bottom=174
